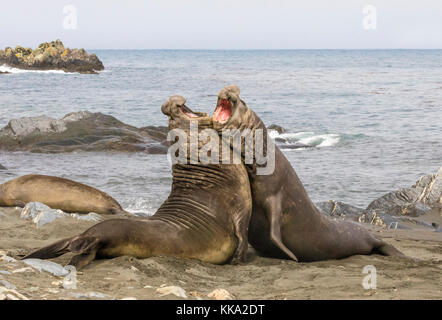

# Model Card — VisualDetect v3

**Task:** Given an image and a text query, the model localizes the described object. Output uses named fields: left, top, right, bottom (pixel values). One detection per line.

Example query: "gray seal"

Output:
left=23, top=96, right=252, bottom=269
left=0, top=174, right=126, bottom=215
left=212, top=85, right=406, bottom=262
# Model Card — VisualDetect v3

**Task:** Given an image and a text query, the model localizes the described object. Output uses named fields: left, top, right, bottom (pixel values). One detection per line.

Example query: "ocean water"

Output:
left=1, top=50, right=441, bottom=213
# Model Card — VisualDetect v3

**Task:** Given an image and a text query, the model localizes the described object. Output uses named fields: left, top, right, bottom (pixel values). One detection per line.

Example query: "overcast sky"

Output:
left=1, top=0, right=441, bottom=49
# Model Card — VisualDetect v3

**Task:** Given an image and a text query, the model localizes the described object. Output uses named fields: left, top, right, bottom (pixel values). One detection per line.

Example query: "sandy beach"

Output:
left=1, top=206, right=440, bottom=300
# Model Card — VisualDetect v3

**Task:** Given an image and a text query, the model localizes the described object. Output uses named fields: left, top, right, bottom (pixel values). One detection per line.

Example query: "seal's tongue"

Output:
left=213, top=99, right=232, bottom=122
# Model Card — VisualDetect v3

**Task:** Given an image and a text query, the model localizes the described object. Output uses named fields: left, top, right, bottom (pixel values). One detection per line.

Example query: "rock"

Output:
left=357, top=210, right=403, bottom=229
left=277, top=141, right=312, bottom=149
left=316, top=200, right=407, bottom=229
left=6, top=115, right=67, bottom=136
left=139, top=125, right=168, bottom=141
left=22, top=258, right=69, bottom=277
left=62, top=265, right=77, bottom=289
left=21, top=202, right=67, bottom=228
left=0, top=164, right=6, bottom=170
left=67, top=291, right=108, bottom=299
left=366, top=167, right=442, bottom=216
left=207, top=289, right=234, bottom=300
left=0, top=71, right=10, bottom=74
left=315, top=168, right=442, bottom=231
left=70, top=212, right=102, bottom=222
left=0, top=254, right=17, bottom=263
left=0, top=286, right=29, bottom=300
left=0, top=40, right=104, bottom=74
left=316, top=200, right=364, bottom=219
left=12, top=267, right=34, bottom=274
left=156, top=285, right=187, bottom=298
left=0, top=280, right=17, bottom=290
left=21, top=202, right=102, bottom=227
left=267, top=124, right=286, bottom=134
left=0, top=111, right=168, bottom=154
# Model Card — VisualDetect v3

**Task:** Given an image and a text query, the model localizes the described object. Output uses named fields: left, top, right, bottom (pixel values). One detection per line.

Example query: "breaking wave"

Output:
left=269, top=130, right=342, bottom=149
left=0, top=65, right=72, bottom=74
left=124, top=198, right=156, bottom=217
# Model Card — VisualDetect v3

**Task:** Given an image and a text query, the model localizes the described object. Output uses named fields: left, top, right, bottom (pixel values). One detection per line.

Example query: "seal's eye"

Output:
left=213, top=99, right=232, bottom=123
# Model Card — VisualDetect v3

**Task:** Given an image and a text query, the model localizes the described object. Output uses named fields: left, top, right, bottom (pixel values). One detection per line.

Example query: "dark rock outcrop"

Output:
left=0, top=111, right=168, bottom=154
left=315, top=200, right=400, bottom=229
left=316, top=167, right=442, bottom=231
left=267, top=124, right=286, bottom=134
left=0, top=40, right=104, bottom=74
left=366, top=168, right=441, bottom=216
left=0, top=71, right=10, bottom=74
left=0, top=164, right=6, bottom=170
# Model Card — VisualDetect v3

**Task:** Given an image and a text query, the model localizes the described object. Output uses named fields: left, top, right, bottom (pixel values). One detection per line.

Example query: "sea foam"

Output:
left=0, top=64, right=72, bottom=74
left=269, top=130, right=341, bottom=148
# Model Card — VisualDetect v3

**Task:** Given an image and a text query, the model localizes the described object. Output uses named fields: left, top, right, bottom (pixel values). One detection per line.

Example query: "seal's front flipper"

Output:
left=266, top=194, right=298, bottom=262
left=68, top=237, right=100, bottom=270
left=232, top=206, right=252, bottom=263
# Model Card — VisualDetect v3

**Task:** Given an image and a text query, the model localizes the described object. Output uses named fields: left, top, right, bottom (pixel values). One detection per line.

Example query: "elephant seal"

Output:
left=212, top=85, right=405, bottom=262
left=23, top=96, right=252, bottom=269
left=0, top=174, right=127, bottom=215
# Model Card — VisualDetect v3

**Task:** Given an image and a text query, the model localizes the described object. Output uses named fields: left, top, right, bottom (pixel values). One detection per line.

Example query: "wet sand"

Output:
left=0, top=207, right=440, bottom=300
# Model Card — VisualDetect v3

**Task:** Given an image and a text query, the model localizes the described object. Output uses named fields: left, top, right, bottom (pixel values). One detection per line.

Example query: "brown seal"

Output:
left=212, top=85, right=405, bottom=262
left=0, top=174, right=126, bottom=215
left=23, top=96, right=252, bottom=269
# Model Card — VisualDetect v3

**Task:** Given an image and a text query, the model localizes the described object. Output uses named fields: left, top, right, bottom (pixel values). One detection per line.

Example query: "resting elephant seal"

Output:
left=23, top=96, right=252, bottom=269
left=212, top=85, right=405, bottom=262
left=0, top=174, right=126, bottom=215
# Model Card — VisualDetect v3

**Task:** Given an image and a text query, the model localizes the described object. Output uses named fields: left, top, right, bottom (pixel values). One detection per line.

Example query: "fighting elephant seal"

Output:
left=212, top=85, right=405, bottom=262
left=0, top=174, right=126, bottom=215
left=23, top=96, right=252, bottom=269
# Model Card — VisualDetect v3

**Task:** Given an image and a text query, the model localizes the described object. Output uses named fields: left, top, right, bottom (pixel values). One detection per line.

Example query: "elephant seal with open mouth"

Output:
left=212, top=85, right=405, bottom=262
left=23, top=96, right=252, bottom=269
left=0, top=174, right=127, bottom=215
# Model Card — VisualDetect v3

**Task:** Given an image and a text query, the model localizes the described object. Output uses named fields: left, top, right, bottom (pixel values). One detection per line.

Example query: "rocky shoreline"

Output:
left=316, top=167, right=441, bottom=232
left=0, top=168, right=440, bottom=300
left=0, top=113, right=309, bottom=154
left=0, top=205, right=440, bottom=300
left=0, top=40, right=104, bottom=74
left=0, top=108, right=440, bottom=299
left=0, top=111, right=168, bottom=154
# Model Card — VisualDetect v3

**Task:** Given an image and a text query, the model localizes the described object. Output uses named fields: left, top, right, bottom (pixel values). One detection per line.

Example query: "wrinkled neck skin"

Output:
left=152, top=116, right=241, bottom=232
left=215, top=105, right=271, bottom=176
left=229, top=104, right=324, bottom=224
left=168, top=118, right=235, bottom=191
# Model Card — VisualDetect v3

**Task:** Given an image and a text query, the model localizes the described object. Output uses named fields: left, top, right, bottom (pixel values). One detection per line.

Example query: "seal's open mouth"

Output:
left=180, top=104, right=199, bottom=118
left=213, top=99, right=232, bottom=123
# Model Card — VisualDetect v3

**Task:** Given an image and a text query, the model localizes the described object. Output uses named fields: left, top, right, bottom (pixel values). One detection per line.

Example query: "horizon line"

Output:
left=84, top=48, right=442, bottom=51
